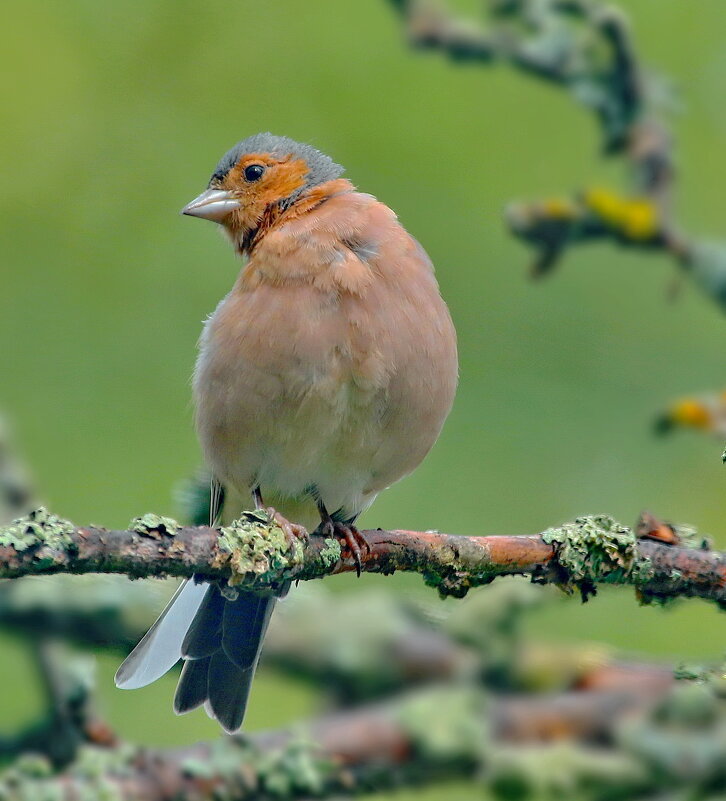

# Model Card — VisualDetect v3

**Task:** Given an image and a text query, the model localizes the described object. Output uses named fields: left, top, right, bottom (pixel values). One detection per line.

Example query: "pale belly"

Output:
left=249, top=379, right=384, bottom=519
left=195, top=342, right=387, bottom=524
left=194, top=269, right=457, bottom=528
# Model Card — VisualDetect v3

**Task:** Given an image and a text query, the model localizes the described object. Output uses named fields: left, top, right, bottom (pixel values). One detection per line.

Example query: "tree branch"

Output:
left=1, top=509, right=724, bottom=606
left=2, top=674, right=722, bottom=801
left=387, top=0, right=726, bottom=311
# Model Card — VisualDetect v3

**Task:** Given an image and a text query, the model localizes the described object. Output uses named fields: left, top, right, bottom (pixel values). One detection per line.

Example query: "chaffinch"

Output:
left=115, top=133, right=458, bottom=732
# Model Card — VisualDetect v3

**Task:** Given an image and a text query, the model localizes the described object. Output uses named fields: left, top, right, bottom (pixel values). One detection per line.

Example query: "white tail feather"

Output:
left=114, top=579, right=209, bottom=690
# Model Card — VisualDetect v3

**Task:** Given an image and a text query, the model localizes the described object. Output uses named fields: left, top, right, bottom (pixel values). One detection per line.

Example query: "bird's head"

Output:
left=181, top=133, right=344, bottom=252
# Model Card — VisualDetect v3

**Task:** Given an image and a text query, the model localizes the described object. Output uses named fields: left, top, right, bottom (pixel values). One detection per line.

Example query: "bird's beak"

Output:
left=181, top=189, right=241, bottom=223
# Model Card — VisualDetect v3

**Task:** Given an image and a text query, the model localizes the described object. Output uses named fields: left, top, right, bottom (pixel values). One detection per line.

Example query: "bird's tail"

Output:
left=115, top=577, right=275, bottom=733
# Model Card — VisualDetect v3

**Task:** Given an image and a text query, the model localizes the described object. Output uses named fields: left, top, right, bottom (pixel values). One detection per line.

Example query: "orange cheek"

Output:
left=216, top=156, right=311, bottom=239
left=258, top=160, right=309, bottom=202
left=223, top=157, right=309, bottom=207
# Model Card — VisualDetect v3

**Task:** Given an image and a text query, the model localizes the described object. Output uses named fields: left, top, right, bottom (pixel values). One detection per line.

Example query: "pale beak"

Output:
left=181, top=189, right=241, bottom=223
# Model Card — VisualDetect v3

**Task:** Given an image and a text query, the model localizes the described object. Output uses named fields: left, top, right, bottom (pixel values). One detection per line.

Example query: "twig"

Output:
left=387, top=0, right=726, bottom=310
left=0, top=508, right=723, bottom=606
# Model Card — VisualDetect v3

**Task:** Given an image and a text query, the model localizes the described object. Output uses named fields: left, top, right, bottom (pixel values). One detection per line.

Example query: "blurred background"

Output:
left=1, top=0, right=725, bottom=798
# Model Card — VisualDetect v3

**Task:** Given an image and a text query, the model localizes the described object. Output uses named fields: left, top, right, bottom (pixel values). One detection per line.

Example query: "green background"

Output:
left=1, top=0, right=725, bottom=794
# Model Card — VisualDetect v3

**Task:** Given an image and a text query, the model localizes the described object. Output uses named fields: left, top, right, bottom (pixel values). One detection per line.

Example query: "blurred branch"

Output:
left=0, top=508, right=724, bottom=605
left=388, top=0, right=726, bottom=310
left=0, top=575, right=676, bottom=708
left=0, top=418, right=119, bottom=768
left=0, top=575, right=166, bottom=654
left=654, top=388, right=726, bottom=439
left=2, top=675, right=724, bottom=800
left=0, top=643, right=116, bottom=769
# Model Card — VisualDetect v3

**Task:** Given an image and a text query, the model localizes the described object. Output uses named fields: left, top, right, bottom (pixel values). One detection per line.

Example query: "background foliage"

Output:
left=1, top=1, right=725, bottom=794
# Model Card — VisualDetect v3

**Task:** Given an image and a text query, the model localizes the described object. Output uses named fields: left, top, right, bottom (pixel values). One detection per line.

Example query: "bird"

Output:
left=115, top=133, right=458, bottom=733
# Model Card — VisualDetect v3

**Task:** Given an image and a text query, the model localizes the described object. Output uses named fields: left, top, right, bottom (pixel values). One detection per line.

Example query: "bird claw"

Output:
left=319, top=520, right=370, bottom=577
left=266, top=507, right=309, bottom=551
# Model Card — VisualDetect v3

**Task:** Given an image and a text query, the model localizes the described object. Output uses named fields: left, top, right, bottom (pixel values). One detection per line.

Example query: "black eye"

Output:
left=243, top=164, right=265, bottom=182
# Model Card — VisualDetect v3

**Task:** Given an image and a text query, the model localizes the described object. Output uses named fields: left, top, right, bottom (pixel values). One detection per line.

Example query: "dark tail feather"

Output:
left=182, top=585, right=225, bottom=659
left=206, top=651, right=257, bottom=733
left=222, top=589, right=276, bottom=669
left=172, top=584, right=277, bottom=732
left=173, top=655, right=211, bottom=714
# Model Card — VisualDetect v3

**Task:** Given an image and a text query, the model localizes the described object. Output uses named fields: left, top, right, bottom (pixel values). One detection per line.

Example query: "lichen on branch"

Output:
left=129, top=513, right=180, bottom=538
left=216, top=510, right=304, bottom=587
left=540, top=514, right=651, bottom=600
left=0, top=508, right=723, bottom=608
left=0, top=508, right=75, bottom=553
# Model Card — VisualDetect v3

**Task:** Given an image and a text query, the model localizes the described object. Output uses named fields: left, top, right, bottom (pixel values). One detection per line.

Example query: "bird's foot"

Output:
left=319, top=520, right=370, bottom=577
left=266, top=507, right=309, bottom=551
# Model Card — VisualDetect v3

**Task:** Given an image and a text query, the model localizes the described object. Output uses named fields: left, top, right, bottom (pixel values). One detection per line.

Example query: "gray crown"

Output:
left=209, top=133, right=344, bottom=190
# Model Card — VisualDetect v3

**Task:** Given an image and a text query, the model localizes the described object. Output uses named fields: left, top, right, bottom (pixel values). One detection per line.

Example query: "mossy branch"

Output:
left=0, top=508, right=724, bottom=607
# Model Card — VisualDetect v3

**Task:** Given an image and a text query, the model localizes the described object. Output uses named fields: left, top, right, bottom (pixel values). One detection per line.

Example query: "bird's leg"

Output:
left=251, top=486, right=264, bottom=510
left=251, top=487, right=308, bottom=550
left=316, top=502, right=370, bottom=578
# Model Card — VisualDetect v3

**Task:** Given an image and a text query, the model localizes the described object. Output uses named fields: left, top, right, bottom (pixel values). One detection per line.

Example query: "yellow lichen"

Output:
left=582, top=186, right=659, bottom=241
left=541, top=197, right=579, bottom=220
left=669, top=399, right=711, bottom=430
left=621, top=198, right=658, bottom=240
